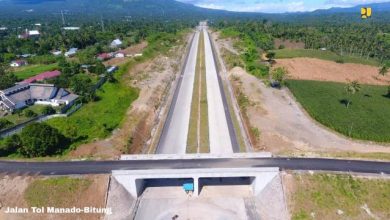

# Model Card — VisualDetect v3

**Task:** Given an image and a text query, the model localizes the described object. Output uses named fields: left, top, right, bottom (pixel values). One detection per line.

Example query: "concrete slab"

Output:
left=156, top=31, right=200, bottom=154
left=203, top=28, right=233, bottom=154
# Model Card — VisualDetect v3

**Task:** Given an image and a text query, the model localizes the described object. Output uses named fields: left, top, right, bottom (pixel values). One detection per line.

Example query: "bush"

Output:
left=0, top=134, right=22, bottom=156
left=42, top=106, right=56, bottom=115
left=335, top=58, right=345, bottom=64
left=0, top=118, right=13, bottom=130
left=19, top=123, right=68, bottom=157
left=24, top=109, right=38, bottom=118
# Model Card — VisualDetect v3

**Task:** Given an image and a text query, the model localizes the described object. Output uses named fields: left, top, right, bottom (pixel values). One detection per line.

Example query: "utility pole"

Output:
left=61, top=10, right=65, bottom=26
left=100, top=15, right=105, bottom=32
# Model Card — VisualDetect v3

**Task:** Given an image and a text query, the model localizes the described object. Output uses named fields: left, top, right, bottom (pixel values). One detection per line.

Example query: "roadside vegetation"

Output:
left=287, top=80, right=390, bottom=142
left=219, top=27, right=271, bottom=79
left=272, top=49, right=380, bottom=66
left=25, top=177, right=92, bottom=207
left=289, top=173, right=390, bottom=220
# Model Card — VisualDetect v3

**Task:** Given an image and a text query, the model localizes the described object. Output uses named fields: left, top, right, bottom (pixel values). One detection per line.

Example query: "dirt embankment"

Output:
left=70, top=37, right=187, bottom=159
left=0, top=175, right=108, bottom=220
left=275, top=57, right=390, bottom=85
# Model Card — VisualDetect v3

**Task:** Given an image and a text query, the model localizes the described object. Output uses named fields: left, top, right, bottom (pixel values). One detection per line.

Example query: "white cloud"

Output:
left=196, top=3, right=225, bottom=10
left=194, top=1, right=310, bottom=13
left=325, top=0, right=390, bottom=7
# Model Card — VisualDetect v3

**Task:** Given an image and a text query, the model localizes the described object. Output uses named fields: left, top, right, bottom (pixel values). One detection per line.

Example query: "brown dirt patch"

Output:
left=103, top=41, right=148, bottom=66
left=0, top=175, right=108, bottom=220
left=275, top=57, right=390, bottom=85
left=274, top=39, right=305, bottom=49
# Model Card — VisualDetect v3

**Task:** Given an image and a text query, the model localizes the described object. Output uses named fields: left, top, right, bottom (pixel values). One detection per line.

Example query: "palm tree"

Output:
left=345, top=80, right=361, bottom=108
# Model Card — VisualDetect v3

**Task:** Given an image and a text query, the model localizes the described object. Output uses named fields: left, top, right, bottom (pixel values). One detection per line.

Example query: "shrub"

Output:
left=42, top=106, right=56, bottom=115
left=24, top=109, right=38, bottom=118
left=19, top=123, right=68, bottom=157
left=0, top=118, right=13, bottom=130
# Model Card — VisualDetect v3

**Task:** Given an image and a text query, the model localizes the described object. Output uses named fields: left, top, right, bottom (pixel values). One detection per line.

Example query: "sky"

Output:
left=177, top=0, right=390, bottom=13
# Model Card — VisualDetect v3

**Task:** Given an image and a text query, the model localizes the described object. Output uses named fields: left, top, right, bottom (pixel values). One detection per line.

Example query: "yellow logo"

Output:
left=361, top=7, right=372, bottom=19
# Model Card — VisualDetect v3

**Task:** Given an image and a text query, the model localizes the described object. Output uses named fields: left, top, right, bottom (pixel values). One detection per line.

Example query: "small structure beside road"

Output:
left=111, top=39, right=123, bottom=48
left=10, top=60, right=28, bottom=67
left=20, top=70, right=61, bottom=84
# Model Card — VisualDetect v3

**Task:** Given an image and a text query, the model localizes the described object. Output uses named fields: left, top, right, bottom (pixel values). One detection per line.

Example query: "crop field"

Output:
left=287, top=80, right=390, bottom=142
left=272, top=49, right=379, bottom=66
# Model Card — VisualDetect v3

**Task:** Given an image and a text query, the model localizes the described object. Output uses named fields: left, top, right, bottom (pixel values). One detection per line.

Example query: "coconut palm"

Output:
left=345, top=80, right=361, bottom=108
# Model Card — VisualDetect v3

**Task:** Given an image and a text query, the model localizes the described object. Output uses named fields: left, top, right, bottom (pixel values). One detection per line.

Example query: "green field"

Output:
left=291, top=173, right=390, bottom=220
left=47, top=64, right=139, bottom=147
left=287, top=80, right=390, bottom=142
left=14, top=63, right=58, bottom=80
left=272, top=49, right=380, bottom=66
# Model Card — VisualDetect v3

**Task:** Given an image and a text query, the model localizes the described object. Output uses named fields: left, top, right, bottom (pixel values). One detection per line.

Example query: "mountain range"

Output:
left=0, top=0, right=389, bottom=22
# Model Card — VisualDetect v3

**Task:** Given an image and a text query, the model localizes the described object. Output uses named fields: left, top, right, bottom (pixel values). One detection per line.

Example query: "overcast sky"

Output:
left=177, top=0, right=390, bottom=13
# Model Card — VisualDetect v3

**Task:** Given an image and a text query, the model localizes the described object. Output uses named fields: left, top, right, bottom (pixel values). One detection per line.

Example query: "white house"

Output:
left=110, top=39, right=123, bottom=48
left=115, top=52, right=125, bottom=58
left=65, top=48, right=78, bottom=57
left=51, top=50, right=62, bottom=56
left=10, top=60, right=28, bottom=67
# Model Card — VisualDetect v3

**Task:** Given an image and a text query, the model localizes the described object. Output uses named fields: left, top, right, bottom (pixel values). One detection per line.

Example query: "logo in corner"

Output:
left=361, top=7, right=372, bottom=19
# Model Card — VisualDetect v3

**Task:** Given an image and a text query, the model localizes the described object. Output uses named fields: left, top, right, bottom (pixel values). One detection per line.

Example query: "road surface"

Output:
left=0, top=158, right=389, bottom=175
left=203, top=28, right=235, bottom=154
left=156, top=31, right=200, bottom=154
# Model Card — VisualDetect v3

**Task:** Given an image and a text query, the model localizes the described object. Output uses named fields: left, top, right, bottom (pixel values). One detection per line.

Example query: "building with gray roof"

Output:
left=0, top=83, right=78, bottom=112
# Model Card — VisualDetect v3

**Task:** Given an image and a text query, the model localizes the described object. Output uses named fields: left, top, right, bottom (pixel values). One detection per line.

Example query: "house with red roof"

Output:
left=21, top=70, right=61, bottom=84
left=97, top=53, right=114, bottom=61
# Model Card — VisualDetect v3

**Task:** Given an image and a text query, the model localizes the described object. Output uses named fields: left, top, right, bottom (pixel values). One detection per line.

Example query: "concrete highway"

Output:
left=203, top=27, right=234, bottom=154
left=0, top=158, right=389, bottom=175
left=156, top=31, right=200, bottom=154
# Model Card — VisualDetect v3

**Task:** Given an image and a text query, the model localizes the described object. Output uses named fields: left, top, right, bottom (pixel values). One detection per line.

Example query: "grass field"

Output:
left=287, top=80, right=390, bottom=142
left=24, top=177, right=91, bottom=207
left=47, top=63, right=139, bottom=147
left=290, top=173, right=390, bottom=220
left=272, top=49, right=380, bottom=66
left=14, top=63, right=58, bottom=80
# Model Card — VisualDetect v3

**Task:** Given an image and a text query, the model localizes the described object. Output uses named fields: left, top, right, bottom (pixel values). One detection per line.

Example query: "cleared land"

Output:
left=228, top=66, right=390, bottom=159
left=275, top=58, right=390, bottom=85
left=288, top=80, right=390, bottom=142
left=274, top=39, right=305, bottom=49
left=187, top=31, right=209, bottom=153
left=272, top=49, right=380, bottom=66
left=284, top=172, right=390, bottom=220
left=13, top=63, right=58, bottom=80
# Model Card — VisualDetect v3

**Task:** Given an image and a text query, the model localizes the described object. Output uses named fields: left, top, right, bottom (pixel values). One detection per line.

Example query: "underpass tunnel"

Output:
left=137, top=178, right=194, bottom=196
left=198, top=177, right=253, bottom=195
